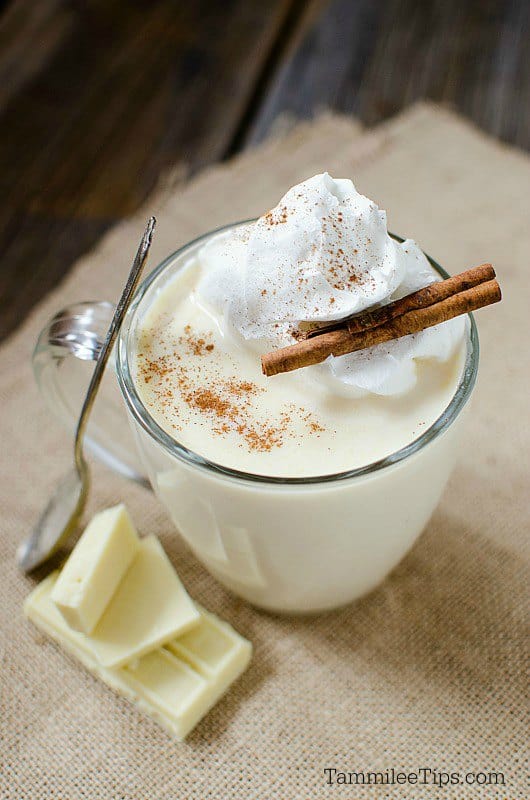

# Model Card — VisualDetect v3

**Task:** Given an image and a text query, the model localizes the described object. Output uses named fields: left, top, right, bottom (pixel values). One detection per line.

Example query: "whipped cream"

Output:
left=197, top=173, right=466, bottom=396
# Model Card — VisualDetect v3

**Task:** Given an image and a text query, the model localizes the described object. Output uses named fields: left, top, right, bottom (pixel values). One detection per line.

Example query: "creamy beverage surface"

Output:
left=134, top=174, right=467, bottom=477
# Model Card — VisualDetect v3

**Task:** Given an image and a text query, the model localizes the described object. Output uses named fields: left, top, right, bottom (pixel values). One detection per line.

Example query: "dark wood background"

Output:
left=1, top=0, right=528, bottom=342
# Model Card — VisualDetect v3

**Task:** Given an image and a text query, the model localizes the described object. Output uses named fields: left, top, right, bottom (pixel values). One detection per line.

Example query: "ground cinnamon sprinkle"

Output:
left=242, top=426, right=284, bottom=452
left=137, top=323, right=328, bottom=453
left=300, top=409, right=325, bottom=435
left=189, top=389, right=232, bottom=417
left=226, top=380, right=255, bottom=397
left=264, top=205, right=288, bottom=226
left=309, top=420, right=325, bottom=434
left=182, top=379, right=287, bottom=452
left=182, top=324, right=215, bottom=356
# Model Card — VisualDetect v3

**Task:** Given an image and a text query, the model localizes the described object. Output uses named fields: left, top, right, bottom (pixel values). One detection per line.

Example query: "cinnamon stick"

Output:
left=301, top=263, right=495, bottom=339
left=261, top=276, right=501, bottom=377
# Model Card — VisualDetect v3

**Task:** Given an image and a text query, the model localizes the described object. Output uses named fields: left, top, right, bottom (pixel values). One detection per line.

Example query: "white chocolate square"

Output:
left=167, top=607, right=248, bottom=683
left=88, top=536, right=200, bottom=668
left=51, top=504, right=140, bottom=634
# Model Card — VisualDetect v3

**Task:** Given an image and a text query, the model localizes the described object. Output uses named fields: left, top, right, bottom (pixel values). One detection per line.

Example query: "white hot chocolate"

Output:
left=134, top=174, right=467, bottom=478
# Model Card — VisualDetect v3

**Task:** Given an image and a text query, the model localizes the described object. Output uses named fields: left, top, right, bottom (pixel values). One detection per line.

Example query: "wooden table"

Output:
left=1, top=0, right=528, bottom=341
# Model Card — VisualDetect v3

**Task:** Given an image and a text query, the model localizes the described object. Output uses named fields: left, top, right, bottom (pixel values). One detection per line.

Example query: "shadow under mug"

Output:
left=33, top=222, right=479, bottom=614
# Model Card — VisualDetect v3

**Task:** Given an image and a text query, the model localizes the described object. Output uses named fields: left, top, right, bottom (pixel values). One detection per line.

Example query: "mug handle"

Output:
left=33, top=301, right=150, bottom=489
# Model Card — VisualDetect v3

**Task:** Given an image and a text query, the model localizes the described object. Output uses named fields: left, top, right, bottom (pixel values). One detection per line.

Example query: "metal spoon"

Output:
left=17, top=217, right=156, bottom=572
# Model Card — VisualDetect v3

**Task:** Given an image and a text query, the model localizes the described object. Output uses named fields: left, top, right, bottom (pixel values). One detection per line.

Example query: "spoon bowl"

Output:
left=17, top=468, right=87, bottom=572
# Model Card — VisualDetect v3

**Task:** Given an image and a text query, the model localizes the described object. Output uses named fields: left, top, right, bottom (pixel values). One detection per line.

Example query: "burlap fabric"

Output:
left=1, top=104, right=528, bottom=799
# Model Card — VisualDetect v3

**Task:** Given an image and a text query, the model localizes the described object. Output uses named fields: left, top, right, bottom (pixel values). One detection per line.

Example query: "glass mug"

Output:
left=34, top=222, right=478, bottom=614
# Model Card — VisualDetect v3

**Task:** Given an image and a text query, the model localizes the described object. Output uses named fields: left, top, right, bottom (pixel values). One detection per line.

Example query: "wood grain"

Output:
left=246, top=0, right=530, bottom=150
left=0, top=0, right=296, bottom=339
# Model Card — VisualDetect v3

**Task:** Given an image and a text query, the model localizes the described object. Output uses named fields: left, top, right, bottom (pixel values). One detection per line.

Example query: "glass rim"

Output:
left=117, top=220, right=479, bottom=487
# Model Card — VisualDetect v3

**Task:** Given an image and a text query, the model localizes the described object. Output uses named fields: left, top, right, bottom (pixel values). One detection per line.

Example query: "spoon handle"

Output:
left=74, top=217, right=156, bottom=472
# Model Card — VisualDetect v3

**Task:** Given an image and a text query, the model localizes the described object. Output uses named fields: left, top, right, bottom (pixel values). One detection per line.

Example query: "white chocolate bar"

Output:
left=87, top=536, right=200, bottom=668
left=51, top=504, right=140, bottom=634
left=24, top=573, right=252, bottom=740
